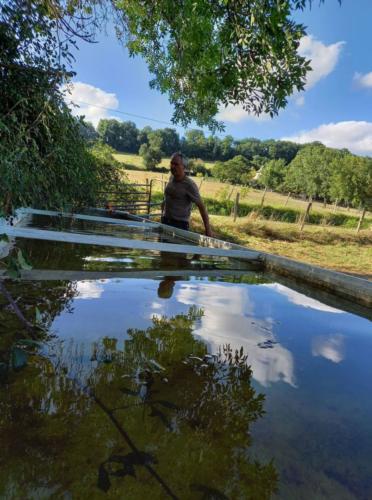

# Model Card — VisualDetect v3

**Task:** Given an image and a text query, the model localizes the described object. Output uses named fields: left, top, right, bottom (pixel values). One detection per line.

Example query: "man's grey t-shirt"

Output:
left=164, top=175, right=202, bottom=221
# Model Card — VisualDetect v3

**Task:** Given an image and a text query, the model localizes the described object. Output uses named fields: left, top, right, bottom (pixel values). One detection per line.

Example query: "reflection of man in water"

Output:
left=161, top=152, right=212, bottom=236
left=157, top=277, right=176, bottom=299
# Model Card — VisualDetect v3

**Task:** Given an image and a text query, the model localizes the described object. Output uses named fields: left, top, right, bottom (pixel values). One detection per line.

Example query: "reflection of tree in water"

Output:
left=0, top=307, right=278, bottom=499
left=0, top=279, right=77, bottom=366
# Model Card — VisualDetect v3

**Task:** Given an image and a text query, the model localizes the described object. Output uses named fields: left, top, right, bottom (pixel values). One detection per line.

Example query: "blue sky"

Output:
left=67, top=0, right=372, bottom=155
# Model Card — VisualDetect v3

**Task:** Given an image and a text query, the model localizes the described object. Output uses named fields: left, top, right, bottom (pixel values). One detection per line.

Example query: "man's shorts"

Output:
left=161, top=216, right=189, bottom=231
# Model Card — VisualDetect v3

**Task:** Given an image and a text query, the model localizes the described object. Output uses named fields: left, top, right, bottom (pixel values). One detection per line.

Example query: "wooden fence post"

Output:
left=147, top=179, right=153, bottom=215
left=233, top=192, right=240, bottom=222
left=284, top=192, right=291, bottom=207
left=227, top=186, right=235, bottom=201
left=260, top=187, right=267, bottom=209
left=332, top=198, right=338, bottom=213
left=356, top=207, right=366, bottom=233
left=299, top=196, right=312, bottom=232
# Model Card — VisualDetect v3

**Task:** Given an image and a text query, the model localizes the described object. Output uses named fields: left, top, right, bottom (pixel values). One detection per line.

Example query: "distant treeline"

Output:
left=81, top=119, right=371, bottom=212
left=81, top=119, right=301, bottom=163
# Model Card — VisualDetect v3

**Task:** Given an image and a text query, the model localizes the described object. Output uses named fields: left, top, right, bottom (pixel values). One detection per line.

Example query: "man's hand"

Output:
left=205, top=226, right=213, bottom=238
left=196, top=200, right=213, bottom=238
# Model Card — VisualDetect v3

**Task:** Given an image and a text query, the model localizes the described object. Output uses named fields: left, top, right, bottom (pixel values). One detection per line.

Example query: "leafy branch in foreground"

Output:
left=13, top=0, right=341, bottom=131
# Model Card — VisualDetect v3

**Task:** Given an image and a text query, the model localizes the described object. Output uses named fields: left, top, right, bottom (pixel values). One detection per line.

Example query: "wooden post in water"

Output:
left=284, top=192, right=291, bottom=207
left=356, top=207, right=366, bottom=233
left=299, top=196, right=312, bottom=232
left=233, top=192, right=240, bottom=222
left=260, top=187, right=267, bottom=209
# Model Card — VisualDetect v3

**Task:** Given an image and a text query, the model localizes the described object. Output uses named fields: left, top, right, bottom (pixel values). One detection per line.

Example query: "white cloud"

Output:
left=353, top=71, right=372, bottom=89
left=295, top=95, right=305, bottom=107
left=63, top=82, right=119, bottom=126
left=76, top=281, right=104, bottom=300
left=218, top=104, right=270, bottom=123
left=293, top=35, right=344, bottom=107
left=282, top=120, right=372, bottom=155
left=262, top=284, right=343, bottom=314
left=298, top=35, right=345, bottom=91
left=312, top=334, right=345, bottom=363
left=176, top=282, right=296, bottom=388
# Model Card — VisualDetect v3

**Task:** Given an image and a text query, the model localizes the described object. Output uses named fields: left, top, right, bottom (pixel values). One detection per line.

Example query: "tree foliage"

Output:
left=282, top=143, right=372, bottom=208
left=259, top=159, right=287, bottom=190
left=17, top=0, right=339, bottom=131
left=329, top=154, right=372, bottom=209
left=97, top=119, right=139, bottom=153
left=139, top=143, right=162, bottom=170
left=0, top=1, right=120, bottom=213
left=113, top=0, right=314, bottom=130
left=214, top=155, right=254, bottom=185
left=188, top=158, right=211, bottom=177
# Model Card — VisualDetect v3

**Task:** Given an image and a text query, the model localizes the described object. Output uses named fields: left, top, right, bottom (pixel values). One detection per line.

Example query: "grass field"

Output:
left=114, top=152, right=216, bottom=171
left=120, top=165, right=368, bottom=219
left=115, top=156, right=371, bottom=276
left=190, top=214, right=372, bottom=278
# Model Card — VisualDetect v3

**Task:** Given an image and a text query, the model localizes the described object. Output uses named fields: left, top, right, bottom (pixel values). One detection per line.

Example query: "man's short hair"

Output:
left=172, top=151, right=189, bottom=170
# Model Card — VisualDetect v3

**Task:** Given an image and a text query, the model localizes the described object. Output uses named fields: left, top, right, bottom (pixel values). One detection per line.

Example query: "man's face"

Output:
left=170, top=155, right=185, bottom=180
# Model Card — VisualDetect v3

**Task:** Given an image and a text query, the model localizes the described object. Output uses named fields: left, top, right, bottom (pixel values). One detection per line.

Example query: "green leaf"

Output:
left=35, top=306, right=42, bottom=324
left=17, top=249, right=32, bottom=270
left=0, top=234, right=10, bottom=243
left=16, top=339, right=41, bottom=348
left=11, top=347, right=29, bottom=370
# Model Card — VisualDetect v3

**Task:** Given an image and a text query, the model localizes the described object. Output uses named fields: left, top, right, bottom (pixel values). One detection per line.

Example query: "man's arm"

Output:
left=195, top=199, right=213, bottom=237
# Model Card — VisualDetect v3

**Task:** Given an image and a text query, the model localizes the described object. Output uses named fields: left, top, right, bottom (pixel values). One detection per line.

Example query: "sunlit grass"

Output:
left=190, top=214, right=372, bottom=277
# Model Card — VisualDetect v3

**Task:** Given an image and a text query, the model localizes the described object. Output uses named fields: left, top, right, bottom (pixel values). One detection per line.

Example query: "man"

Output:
left=161, top=152, right=212, bottom=236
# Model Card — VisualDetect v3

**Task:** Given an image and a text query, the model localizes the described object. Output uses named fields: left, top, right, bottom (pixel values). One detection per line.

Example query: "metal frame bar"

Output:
left=129, top=213, right=372, bottom=308
left=0, top=268, right=260, bottom=281
left=16, top=208, right=158, bottom=229
left=2, top=208, right=371, bottom=308
left=2, top=226, right=262, bottom=260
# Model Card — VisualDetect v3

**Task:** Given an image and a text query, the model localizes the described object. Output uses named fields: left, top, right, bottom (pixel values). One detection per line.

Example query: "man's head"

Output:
left=170, top=152, right=187, bottom=181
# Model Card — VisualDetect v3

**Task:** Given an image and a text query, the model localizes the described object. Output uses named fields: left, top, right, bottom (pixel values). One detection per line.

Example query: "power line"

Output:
left=65, top=98, right=175, bottom=126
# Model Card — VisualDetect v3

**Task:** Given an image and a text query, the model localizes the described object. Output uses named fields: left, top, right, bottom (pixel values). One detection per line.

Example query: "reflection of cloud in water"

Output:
left=176, top=283, right=296, bottom=388
left=83, top=256, right=134, bottom=263
left=312, top=334, right=345, bottom=363
left=75, top=281, right=104, bottom=300
left=151, top=302, right=163, bottom=310
left=262, top=283, right=343, bottom=313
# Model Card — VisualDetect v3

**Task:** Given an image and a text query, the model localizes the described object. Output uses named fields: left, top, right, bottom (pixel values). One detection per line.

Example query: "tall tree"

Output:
left=0, top=0, right=118, bottom=212
left=259, top=159, right=287, bottom=191
left=214, top=155, right=254, bottom=185
left=330, top=155, right=372, bottom=209
left=97, top=119, right=139, bottom=153
left=139, top=143, right=162, bottom=170
left=285, top=144, right=344, bottom=201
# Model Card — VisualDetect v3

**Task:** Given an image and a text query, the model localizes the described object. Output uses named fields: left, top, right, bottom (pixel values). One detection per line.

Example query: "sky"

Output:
left=66, top=0, right=372, bottom=155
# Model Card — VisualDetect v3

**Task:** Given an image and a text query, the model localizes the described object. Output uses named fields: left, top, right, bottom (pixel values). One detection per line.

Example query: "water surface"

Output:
left=1, top=273, right=371, bottom=499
